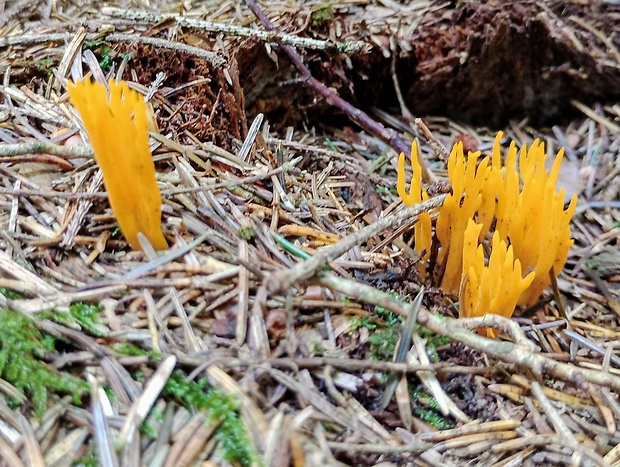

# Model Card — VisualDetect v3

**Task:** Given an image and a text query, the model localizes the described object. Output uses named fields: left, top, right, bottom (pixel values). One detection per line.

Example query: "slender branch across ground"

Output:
left=317, top=273, right=620, bottom=392
left=100, top=7, right=370, bottom=54
left=262, top=194, right=447, bottom=296
left=0, top=32, right=226, bottom=68
left=242, top=0, right=412, bottom=157
left=0, top=140, right=93, bottom=159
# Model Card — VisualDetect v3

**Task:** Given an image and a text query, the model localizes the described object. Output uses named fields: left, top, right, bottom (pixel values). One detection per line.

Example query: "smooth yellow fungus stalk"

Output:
left=68, top=79, right=167, bottom=251
left=397, top=140, right=432, bottom=274
left=493, top=138, right=520, bottom=239
left=460, top=219, right=535, bottom=335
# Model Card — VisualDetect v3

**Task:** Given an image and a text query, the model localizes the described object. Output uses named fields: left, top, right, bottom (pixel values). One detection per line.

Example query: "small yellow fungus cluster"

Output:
left=68, top=79, right=167, bottom=251
left=397, top=132, right=577, bottom=322
left=460, top=219, right=535, bottom=323
left=397, top=140, right=432, bottom=275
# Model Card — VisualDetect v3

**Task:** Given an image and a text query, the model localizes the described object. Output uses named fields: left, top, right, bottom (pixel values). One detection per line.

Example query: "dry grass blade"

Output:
left=236, top=240, right=250, bottom=345
left=90, top=377, right=120, bottom=467
left=44, top=427, right=89, bottom=467
left=17, top=416, right=44, bottom=467
left=0, top=434, right=25, bottom=467
left=206, top=365, right=268, bottom=451
left=395, top=375, right=413, bottom=431
left=119, top=355, right=177, bottom=447
left=411, top=333, right=470, bottom=423
left=263, top=411, right=291, bottom=467
left=0, top=250, right=56, bottom=295
left=163, top=412, right=211, bottom=467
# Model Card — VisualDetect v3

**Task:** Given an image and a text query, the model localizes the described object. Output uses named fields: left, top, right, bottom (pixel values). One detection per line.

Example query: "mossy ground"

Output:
left=0, top=307, right=89, bottom=417
left=0, top=300, right=255, bottom=466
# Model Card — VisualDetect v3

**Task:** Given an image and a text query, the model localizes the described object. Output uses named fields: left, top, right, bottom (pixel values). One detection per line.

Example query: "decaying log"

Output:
left=237, top=1, right=620, bottom=127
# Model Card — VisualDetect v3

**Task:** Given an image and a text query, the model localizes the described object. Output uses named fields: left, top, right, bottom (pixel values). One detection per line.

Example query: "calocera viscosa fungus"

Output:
left=68, top=79, right=167, bottom=251
left=396, top=132, right=577, bottom=325
left=460, top=219, right=535, bottom=336
left=397, top=140, right=432, bottom=276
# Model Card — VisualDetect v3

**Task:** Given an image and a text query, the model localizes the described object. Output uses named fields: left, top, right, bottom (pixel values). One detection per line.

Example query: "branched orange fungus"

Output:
left=397, top=140, right=432, bottom=274
left=460, top=219, right=535, bottom=325
left=435, top=146, right=493, bottom=293
left=397, top=132, right=577, bottom=323
left=498, top=137, right=577, bottom=306
left=68, top=79, right=167, bottom=251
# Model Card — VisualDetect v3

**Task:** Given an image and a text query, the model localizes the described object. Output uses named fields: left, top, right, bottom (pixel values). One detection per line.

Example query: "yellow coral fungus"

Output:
left=397, top=140, right=432, bottom=273
left=68, top=79, right=167, bottom=251
left=493, top=135, right=577, bottom=306
left=396, top=131, right=577, bottom=327
left=460, top=219, right=535, bottom=329
left=435, top=145, right=493, bottom=294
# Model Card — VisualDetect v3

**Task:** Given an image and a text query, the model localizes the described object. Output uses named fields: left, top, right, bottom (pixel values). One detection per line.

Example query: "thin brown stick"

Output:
left=317, top=273, right=620, bottom=392
left=107, top=33, right=226, bottom=69
left=415, top=118, right=450, bottom=162
left=262, top=194, right=446, bottom=296
left=0, top=32, right=226, bottom=68
left=242, top=0, right=411, bottom=157
left=0, top=140, right=92, bottom=159
left=176, top=354, right=493, bottom=375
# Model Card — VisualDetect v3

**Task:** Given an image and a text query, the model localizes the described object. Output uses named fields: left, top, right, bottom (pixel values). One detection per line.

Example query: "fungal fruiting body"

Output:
left=397, top=140, right=432, bottom=276
left=460, top=219, right=535, bottom=335
left=68, top=79, right=167, bottom=251
left=396, top=132, right=577, bottom=323
left=493, top=138, right=577, bottom=307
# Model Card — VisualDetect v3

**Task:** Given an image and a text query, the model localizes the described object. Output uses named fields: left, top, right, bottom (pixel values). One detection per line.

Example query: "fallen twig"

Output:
left=176, top=354, right=492, bottom=375
left=101, top=7, right=370, bottom=54
left=242, top=0, right=411, bottom=157
left=107, top=33, right=227, bottom=68
left=262, top=194, right=447, bottom=296
left=317, top=273, right=620, bottom=392
left=0, top=140, right=92, bottom=159
left=0, top=32, right=227, bottom=68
